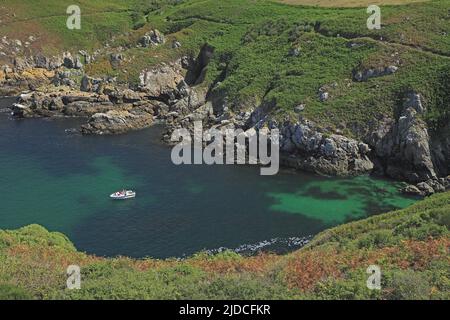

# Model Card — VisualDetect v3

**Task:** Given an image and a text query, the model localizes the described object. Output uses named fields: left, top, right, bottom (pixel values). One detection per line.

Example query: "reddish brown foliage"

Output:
left=189, top=253, right=280, bottom=275
left=283, top=237, right=449, bottom=291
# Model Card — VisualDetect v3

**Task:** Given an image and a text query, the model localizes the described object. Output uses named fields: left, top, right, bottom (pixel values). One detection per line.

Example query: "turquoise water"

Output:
left=0, top=98, right=418, bottom=258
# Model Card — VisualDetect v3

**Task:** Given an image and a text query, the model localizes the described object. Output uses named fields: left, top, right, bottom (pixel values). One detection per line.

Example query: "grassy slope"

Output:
left=0, top=0, right=138, bottom=53
left=277, top=0, right=429, bottom=6
left=89, top=0, right=450, bottom=133
left=148, top=0, right=450, bottom=133
left=0, top=191, right=448, bottom=300
left=1, top=0, right=449, bottom=133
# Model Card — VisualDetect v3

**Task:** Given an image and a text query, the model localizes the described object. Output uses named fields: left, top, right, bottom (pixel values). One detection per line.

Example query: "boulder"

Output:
left=416, top=181, right=435, bottom=196
left=34, top=54, right=49, bottom=69
left=172, top=40, right=182, bottom=49
left=122, top=89, right=143, bottom=103
left=401, top=184, right=422, bottom=196
left=63, top=52, right=75, bottom=68
left=80, top=75, right=92, bottom=92
left=294, top=104, right=305, bottom=113
left=53, top=70, right=76, bottom=87
left=80, top=75, right=104, bottom=93
left=11, top=103, right=31, bottom=117
left=48, top=56, right=64, bottom=70
left=110, top=53, right=124, bottom=65
left=319, top=91, right=329, bottom=102
left=81, top=109, right=153, bottom=135
left=353, top=65, right=399, bottom=82
left=49, top=97, right=65, bottom=111
left=288, top=47, right=300, bottom=57
left=139, top=29, right=165, bottom=47
left=74, top=56, right=83, bottom=69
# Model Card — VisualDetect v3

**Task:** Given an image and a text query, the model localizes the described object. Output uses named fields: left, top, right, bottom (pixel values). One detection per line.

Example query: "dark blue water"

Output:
left=0, top=97, right=417, bottom=258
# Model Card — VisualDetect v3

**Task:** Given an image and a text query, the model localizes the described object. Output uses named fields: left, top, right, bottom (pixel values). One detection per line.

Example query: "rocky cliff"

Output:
left=1, top=25, right=448, bottom=195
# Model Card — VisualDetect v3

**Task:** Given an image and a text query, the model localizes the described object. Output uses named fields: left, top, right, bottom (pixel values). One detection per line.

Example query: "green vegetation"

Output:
left=0, top=284, right=33, bottom=300
left=2, top=0, right=449, bottom=135
left=0, top=0, right=448, bottom=300
left=278, top=0, right=429, bottom=7
left=0, top=191, right=448, bottom=300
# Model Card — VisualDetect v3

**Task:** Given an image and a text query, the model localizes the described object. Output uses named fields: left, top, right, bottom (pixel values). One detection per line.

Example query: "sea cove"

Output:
left=0, top=97, right=417, bottom=258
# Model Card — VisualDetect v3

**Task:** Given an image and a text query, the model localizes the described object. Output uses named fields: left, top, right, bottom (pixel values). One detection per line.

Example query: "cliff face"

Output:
left=431, top=123, right=450, bottom=177
left=361, top=92, right=449, bottom=194
left=368, top=92, right=435, bottom=182
left=1, top=0, right=449, bottom=191
left=2, top=48, right=449, bottom=193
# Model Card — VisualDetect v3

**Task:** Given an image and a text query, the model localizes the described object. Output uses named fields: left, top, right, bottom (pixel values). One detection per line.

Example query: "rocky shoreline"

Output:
left=1, top=36, right=449, bottom=196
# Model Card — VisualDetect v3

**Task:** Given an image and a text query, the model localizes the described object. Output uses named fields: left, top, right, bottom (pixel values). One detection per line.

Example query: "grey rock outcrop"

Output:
left=294, top=104, right=305, bottom=113
left=138, top=62, right=184, bottom=98
left=368, top=92, right=437, bottom=183
left=11, top=103, right=32, bottom=117
left=34, top=54, right=49, bottom=69
left=53, top=70, right=77, bottom=87
left=11, top=90, right=113, bottom=118
left=63, top=52, right=75, bottom=68
left=353, top=65, right=398, bottom=82
left=139, top=29, right=165, bottom=47
left=78, top=50, right=92, bottom=65
left=110, top=53, right=124, bottom=67
left=80, top=75, right=104, bottom=92
left=401, top=184, right=422, bottom=196
left=172, top=40, right=182, bottom=49
left=61, top=52, right=83, bottom=69
left=81, top=107, right=154, bottom=135
left=400, top=178, right=447, bottom=197
left=13, top=56, right=32, bottom=71
left=279, top=121, right=373, bottom=176
left=48, top=56, right=64, bottom=70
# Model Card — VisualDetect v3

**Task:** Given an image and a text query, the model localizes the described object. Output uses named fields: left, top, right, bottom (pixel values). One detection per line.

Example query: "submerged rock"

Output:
left=11, top=103, right=31, bottom=117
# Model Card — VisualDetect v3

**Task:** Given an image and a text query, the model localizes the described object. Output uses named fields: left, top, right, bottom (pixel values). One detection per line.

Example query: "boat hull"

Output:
left=110, top=191, right=136, bottom=200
